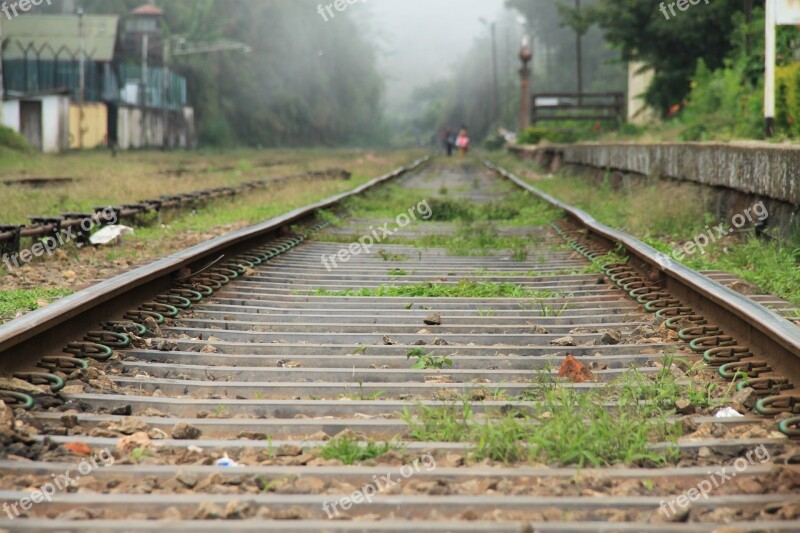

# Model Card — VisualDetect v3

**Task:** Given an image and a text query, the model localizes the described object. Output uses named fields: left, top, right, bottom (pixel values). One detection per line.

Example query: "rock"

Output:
left=293, top=477, right=326, bottom=493
left=0, top=401, right=13, bottom=431
left=275, top=444, right=303, bottom=457
left=225, top=500, right=254, bottom=519
left=382, top=336, right=396, bottom=345
left=61, top=384, right=85, bottom=394
left=163, top=506, right=183, bottom=520
left=557, top=355, right=597, bottom=383
left=432, top=338, right=449, bottom=346
left=530, top=325, right=550, bottom=334
left=417, top=329, right=432, bottom=335
left=730, top=387, right=758, bottom=411
left=193, top=502, right=225, bottom=520
left=675, top=399, right=695, bottom=415
left=143, top=317, right=163, bottom=337
left=200, top=344, right=219, bottom=354
left=551, top=336, right=576, bottom=347
left=55, top=508, right=94, bottom=520
left=175, top=470, right=199, bottom=488
left=146, top=339, right=179, bottom=352
left=116, top=432, right=151, bottom=452
left=63, top=441, right=92, bottom=456
left=148, top=428, right=169, bottom=440
left=597, top=330, right=622, bottom=345
left=424, top=312, right=443, bottom=326
left=111, top=405, right=132, bottom=416
left=171, top=423, right=201, bottom=440
left=115, top=418, right=149, bottom=436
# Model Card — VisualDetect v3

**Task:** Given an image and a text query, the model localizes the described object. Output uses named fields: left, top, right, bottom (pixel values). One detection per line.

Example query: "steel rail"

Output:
left=0, top=157, right=428, bottom=372
left=485, top=160, right=800, bottom=385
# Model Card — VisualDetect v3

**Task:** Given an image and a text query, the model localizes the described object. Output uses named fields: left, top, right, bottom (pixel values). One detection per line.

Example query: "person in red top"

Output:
left=455, top=126, right=470, bottom=157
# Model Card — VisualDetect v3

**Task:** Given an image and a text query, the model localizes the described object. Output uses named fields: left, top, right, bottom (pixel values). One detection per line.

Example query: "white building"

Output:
left=2, top=90, right=71, bottom=153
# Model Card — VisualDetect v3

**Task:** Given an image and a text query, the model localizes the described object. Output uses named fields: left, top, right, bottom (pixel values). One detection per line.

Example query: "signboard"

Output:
left=776, top=0, right=800, bottom=25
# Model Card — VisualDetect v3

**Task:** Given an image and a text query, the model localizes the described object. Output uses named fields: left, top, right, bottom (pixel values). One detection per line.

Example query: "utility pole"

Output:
left=519, top=37, right=532, bottom=132
left=765, top=0, right=775, bottom=138
left=575, top=0, right=583, bottom=104
left=141, top=33, right=148, bottom=147
left=78, top=7, right=85, bottom=149
left=491, top=22, right=499, bottom=127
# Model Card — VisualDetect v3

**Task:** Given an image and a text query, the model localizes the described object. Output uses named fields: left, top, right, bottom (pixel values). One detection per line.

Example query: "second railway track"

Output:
left=0, top=158, right=798, bottom=532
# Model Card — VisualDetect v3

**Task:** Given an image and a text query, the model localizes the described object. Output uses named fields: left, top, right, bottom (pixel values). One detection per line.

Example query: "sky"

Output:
left=360, top=0, right=510, bottom=112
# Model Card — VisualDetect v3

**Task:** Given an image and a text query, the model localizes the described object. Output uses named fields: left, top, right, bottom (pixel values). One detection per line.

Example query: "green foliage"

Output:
left=0, top=125, right=32, bottom=152
left=0, top=288, right=73, bottom=322
left=576, top=0, right=747, bottom=114
left=312, top=280, right=559, bottom=299
left=320, top=435, right=399, bottom=465
left=407, top=348, right=453, bottom=370
left=518, top=126, right=577, bottom=145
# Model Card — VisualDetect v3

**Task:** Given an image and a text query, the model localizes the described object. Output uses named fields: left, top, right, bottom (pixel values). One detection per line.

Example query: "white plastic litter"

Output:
left=89, top=225, right=134, bottom=246
left=715, top=406, right=744, bottom=418
left=215, top=453, right=241, bottom=467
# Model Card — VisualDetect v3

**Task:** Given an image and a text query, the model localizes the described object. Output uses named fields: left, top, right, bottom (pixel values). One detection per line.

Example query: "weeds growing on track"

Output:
left=397, top=359, right=726, bottom=467
left=321, top=435, right=401, bottom=465
left=493, top=154, right=800, bottom=304
left=309, top=281, right=562, bottom=299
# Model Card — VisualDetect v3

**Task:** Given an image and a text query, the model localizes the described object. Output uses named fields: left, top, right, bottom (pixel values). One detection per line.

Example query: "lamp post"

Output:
left=77, top=6, right=85, bottom=149
left=518, top=36, right=532, bottom=132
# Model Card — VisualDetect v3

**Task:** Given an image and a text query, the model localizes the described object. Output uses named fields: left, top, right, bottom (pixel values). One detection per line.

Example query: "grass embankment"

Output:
left=491, top=153, right=800, bottom=305
left=0, top=148, right=425, bottom=321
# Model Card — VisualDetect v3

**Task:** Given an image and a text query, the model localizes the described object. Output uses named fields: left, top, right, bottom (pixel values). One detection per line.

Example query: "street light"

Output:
left=518, top=36, right=533, bottom=132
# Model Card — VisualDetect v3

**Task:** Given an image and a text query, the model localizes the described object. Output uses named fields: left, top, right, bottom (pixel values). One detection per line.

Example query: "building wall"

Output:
left=41, top=95, right=70, bottom=153
left=2, top=101, right=20, bottom=132
left=114, top=105, right=195, bottom=150
left=69, top=103, right=109, bottom=149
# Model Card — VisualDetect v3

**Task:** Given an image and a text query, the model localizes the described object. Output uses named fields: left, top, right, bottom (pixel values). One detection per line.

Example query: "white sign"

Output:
left=776, top=0, right=800, bottom=25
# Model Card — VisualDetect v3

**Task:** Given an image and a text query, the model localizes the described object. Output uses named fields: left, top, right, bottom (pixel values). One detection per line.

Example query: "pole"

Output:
left=78, top=8, right=85, bottom=149
left=141, top=33, right=148, bottom=147
left=765, top=0, right=776, bottom=138
left=162, top=39, right=169, bottom=149
left=491, top=22, right=499, bottom=127
left=519, top=38, right=532, bottom=132
left=0, top=20, right=4, bottom=126
left=575, top=0, right=583, bottom=104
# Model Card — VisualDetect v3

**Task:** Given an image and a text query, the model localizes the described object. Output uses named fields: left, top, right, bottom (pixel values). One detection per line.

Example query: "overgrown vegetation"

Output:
left=320, top=435, right=400, bottom=465
left=311, top=280, right=560, bottom=299
left=496, top=156, right=800, bottom=304
left=400, top=359, right=720, bottom=467
left=0, top=288, right=73, bottom=323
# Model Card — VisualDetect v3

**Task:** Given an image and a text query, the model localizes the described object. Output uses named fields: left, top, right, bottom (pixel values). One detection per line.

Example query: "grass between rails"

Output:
left=401, top=358, right=725, bottom=467
left=309, top=280, right=563, bottom=299
left=492, top=153, right=800, bottom=304
left=316, top=177, right=564, bottom=258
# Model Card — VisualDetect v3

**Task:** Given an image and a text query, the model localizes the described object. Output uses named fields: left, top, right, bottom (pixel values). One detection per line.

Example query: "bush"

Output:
left=0, top=125, right=32, bottom=152
left=484, top=133, right=506, bottom=151
left=517, top=126, right=583, bottom=145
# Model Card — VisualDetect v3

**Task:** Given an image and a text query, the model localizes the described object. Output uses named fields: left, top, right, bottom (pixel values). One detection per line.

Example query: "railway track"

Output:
left=0, top=158, right=798, bottom=532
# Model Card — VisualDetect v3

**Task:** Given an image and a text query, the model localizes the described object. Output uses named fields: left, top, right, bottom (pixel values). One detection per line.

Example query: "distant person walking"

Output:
left=456, top=126, right=470, bottom=157
left=444, top=127, right=455, bottom=157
